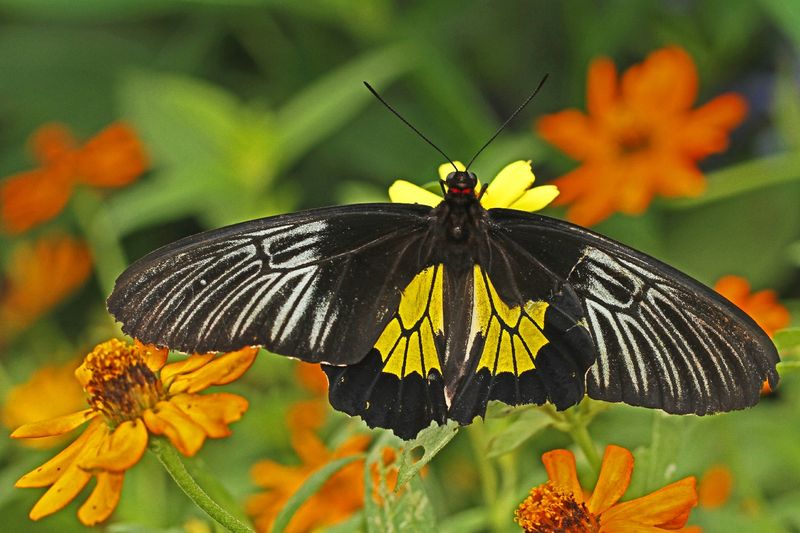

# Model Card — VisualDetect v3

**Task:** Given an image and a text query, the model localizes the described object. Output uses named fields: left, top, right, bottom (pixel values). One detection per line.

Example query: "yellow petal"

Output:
left=77, top=471, right=124, bottom=526
left=171, top=393, right=248, bottom=438
left=388, top=180, right=442, bottom=207
left=136, top=341, right=169, bottom=372
left=16, top=419, right=105, bottom=488
left=168, top=347, right=257, bottom=394
left=160, top=353, right=215, bottom=385
left=79, top=419, right=148, bottom=472
left=587, top=444, right=634, bottom=515
left=437, top=160, right=466, bottom=181
left=143, top=402, right=206, bottom=456
left=11, top=409, right=96, bottom=439
left=28, top=462, right=92, bottom=521
left=508, top=185, right=560, bottom=212
left=480, top=160, right=534, bottom=209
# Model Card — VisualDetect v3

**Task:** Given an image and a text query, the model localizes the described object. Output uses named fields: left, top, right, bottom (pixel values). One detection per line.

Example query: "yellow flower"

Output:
left=389, top=160, right=559, bottom=211
left=12, top=339, right=256, bottom=526
left=2, top=359, right=85, bottom=449
left=515, top=445, right=699, bottom=532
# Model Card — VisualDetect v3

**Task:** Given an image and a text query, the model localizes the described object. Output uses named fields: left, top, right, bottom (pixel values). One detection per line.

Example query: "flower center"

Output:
left=515, top=481, right=598, bottom=533
left=617, top=127, right=651, bottom=155
left=80, top=339, right=165, bottom=425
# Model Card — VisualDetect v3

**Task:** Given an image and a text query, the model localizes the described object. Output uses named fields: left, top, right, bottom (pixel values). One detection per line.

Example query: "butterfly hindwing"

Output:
left=107, top=204, right=433, bottom=363
left=488, top=208, right=780, bottom=414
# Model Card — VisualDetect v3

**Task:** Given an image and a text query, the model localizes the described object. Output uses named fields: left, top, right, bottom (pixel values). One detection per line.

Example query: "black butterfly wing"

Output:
left=107, top=203, right=434, bottom=364
left=488, top=208, right=780, bottom=415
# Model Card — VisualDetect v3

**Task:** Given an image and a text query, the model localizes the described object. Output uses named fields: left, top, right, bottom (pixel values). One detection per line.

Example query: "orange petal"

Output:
left=541, top=449, right=584, bottom=502
left=79, top=419, right=148, bottom=471
left=168, top=347, right=257, bottom=394
left=28, top=462, right=92, bottom=521
left=295, top=362, right=329, bottom=396
left=77, top=472, right=124, bottom=526
left=160, top=353, right=215, bottom=384
left=698, top=465, right=733, bottom=509
left=536, top=110, right=607, bottom=161
left=291, top=429, right=331, bottom=466
left=136, top=340, right=169, bottom=372
left=251, top=459, right=309, bottom=489
left=170, top=392, right=248, bottom=438
left=622, top=47, right=698, bottom=115
left=587, top=445, right=634, bottom=514
left=76, top=123, right=148, bottom=188
left=1, top=166, right=74, bottom=234
left=12, top=409, right=97, bottom=439
left=654, top=159, right=705, bottom=198
left=587, top=57, right=618, bottom=116
left=31, top=123, right=78, bottom=164
left=143, top=402, right=207, bottom=456
left=678, top=93, right=747, bottom=159
left=16, top=419, right=105, bottom=487
left=714, top=275, right=751, bottom=304
left=601, top=476, right=697, bottom=529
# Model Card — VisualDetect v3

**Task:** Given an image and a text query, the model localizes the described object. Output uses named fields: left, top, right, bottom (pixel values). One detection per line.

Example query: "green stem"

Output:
left=563, top=410, right=601, bottom=473
left=149, top=438, right=254, bottom=533
left=466, top=424, right=501, bottom=532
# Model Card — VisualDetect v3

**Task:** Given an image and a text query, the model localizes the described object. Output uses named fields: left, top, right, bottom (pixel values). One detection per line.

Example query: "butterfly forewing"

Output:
left=107, top=204, right=432, bottom=363
left=488, top=208, right=780, bottom=414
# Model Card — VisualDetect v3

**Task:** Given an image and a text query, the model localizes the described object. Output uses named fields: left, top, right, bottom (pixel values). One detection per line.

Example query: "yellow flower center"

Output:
left=80, top=339, right=165, bottom=425
left=514, top=481, right=598, bottom=533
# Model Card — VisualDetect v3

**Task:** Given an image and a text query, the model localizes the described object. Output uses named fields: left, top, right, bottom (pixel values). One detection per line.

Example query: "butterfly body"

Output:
left=108, top=165, right=779, bottom=439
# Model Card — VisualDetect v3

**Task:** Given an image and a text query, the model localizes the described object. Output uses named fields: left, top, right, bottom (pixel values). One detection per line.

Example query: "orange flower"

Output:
left=2, top=359, right=85, bottom=449
left=714, top=275, right=790, bottom=338
left=12, top=339, right=256, bottom=526
left=295, top=361, right=329, bottom=397
left=1, top=122, right=147, bottom=233
left=0, top=235, right=92, bottom=340
left=537, top=46, right=747, bottom=226
left=515, top=445, right=698, bottom=532
left=247, top=430, right=370, bottom=533
left=698, top=465, right=733, bottom=509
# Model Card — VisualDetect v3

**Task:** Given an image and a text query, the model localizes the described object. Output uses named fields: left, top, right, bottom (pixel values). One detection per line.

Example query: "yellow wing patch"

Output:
left=471, top=265, right=549, bottom=375
left=374, top=265, right=443, bottom=378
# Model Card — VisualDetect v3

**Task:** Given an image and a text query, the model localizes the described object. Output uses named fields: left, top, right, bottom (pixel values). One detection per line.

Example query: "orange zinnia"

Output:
left=1, top=122, right=148, bottom=233
left=515, top=445, right=698, bottom=532
left=697, top=464, right=733, bottom=509
left=12, top=339, right=256, bottom=526
left=0, top=235, right=92, bottom=340
left=537, top=46, right=747, bottom=226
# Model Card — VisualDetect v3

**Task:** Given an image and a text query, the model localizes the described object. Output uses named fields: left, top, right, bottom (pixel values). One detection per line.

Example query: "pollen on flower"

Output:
left=80, top=339, right=164, bottom=425
left=514, top=481, right=598, bottom=533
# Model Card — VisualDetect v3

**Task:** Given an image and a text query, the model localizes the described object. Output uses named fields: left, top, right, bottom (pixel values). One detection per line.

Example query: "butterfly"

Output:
left=107, top=81, right=779, bottom=440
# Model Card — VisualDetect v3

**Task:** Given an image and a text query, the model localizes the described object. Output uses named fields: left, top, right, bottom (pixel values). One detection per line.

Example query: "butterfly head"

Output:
left=445, top=170, right=478, bottom=199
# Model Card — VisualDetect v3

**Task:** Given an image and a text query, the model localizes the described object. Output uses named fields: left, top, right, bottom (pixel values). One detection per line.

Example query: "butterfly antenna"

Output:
left=364, top=81, right=459, bottom=174
left=465, top=74, right=549, bottom=170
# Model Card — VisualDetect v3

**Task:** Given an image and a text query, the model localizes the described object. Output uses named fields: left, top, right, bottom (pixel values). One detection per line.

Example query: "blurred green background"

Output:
left=1, top=1, right=800, bottom=532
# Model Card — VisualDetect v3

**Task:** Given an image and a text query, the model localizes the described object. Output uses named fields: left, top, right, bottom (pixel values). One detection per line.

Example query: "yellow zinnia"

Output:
left=12, top=338, right=257, bottom=526
left=389, top=160, right=559, bottom=212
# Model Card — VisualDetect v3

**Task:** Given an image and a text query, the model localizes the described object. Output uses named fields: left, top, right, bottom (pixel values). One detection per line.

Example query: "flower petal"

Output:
left=536, top=110, right=607, bottom=161
left=31, top=123, right=78, bottom=164
left=144, top=402, right=207, bottom=456
left=28, top=463, right=92, bottom=521
left=11, top=409, right=97, bottom=439
left=587, top=444, right=634, bottom=514
left=481, top=160, right=534, bottom=209
left=698, top=465, right=733, bottom=509
left=76, top=123, right=148, bottom=188
left=541, top=449, right=584, bottom=502
left=137, top=341, right=169, bottom=372
left=160, top=353, right=215, bottom=385
left=168, top=347, right=257, bottom=394
left=600, top=476, right=697, bottom=529
left=77, top=472, right=124, bottom=526
left=621, top=47, right=698, bottom=115
left=170, top=392, right=249, bottom=438
left=388, top=180, right=442, bottom=207
left=0, top=166, right=74, bottom=234
left=587, top=57, right=618, bottom=117
left=677, top=93, right=747, bottom=159
left=16, top=419, right=105, bottom=488
left=437, top=161, right=466, bottom=181
left=79, top=419, right=148, bottom=471
left=508, top=185, right=560, bottom=212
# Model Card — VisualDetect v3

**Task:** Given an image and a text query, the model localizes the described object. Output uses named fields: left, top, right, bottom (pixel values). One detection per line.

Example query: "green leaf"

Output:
left=437, top=508, right=489, bottom=533
left=778, top=361, right=800, bottom=375
left=275, top=43, right=416, bottom=170
left=272, top=454, right=365, bottom=533
left=775, top=328, right=800, bottom=353
left=486, top=409, right=552, bottom=458
left=628, top=412, right=695, bottom=498
left=395, top=420, right=459, bottom=488
left=758, top=0, right=800, bottom=50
